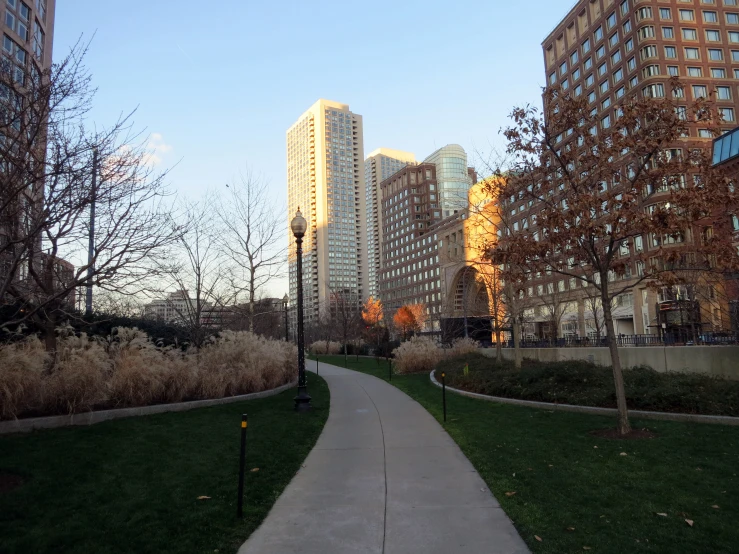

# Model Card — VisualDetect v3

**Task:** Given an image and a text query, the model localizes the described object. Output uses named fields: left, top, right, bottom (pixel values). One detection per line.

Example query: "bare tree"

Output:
left=495, top=79, right=739, bottom=434
left=0, top=40, right=180, bottom=354
left=216, top=170, right=285, bottom=333
left=156, top=199, right=228, bottom=348
left=584, top=290, right=607, bottom=343
left=331, top=289, right=362, bottom=363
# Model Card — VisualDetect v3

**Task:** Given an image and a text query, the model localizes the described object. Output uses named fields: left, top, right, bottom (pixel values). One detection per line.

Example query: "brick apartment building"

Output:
left=504, top=0, right=739, bottom=341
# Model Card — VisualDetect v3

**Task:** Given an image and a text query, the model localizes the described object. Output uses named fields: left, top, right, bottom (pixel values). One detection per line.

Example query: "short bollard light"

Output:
left=388, top=356, right=392, bottom=381
left=237, top=413, right=248, bottom=518
left=441, top=372, right=447, bottom=422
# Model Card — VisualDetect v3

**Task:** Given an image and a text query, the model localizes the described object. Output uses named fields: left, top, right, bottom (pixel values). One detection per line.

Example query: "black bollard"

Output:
left=441, top=372, right=447, bottom=422
left=237, top=413, right=247, bottom=518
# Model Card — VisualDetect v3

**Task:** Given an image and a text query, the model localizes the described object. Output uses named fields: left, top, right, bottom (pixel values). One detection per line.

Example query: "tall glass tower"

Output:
left=423, top=144, right=474, bottom=218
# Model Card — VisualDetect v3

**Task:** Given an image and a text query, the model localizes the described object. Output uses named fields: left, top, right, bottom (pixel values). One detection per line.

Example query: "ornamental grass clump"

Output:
left=0, top=328, right=297, bottom=420
left=393, top=337, right=440, bottom=374
left=309, top=341, right=341, bottom=355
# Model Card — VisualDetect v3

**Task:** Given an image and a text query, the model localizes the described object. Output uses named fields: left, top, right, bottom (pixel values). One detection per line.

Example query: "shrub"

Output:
left=309, top=341, right=341, bottom=355
left=393, top=337, right=440, bottom=374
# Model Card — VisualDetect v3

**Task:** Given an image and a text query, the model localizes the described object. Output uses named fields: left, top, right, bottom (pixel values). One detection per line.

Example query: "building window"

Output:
left=615, top=86, right=625, bottom=98
left=693, top=84, right=708, bottom=98
left=687, top=66, right=703, bottom=77
left=707, top=29, right=721, bottom=41
left=662, top=26, right=674, bottom=39
left=639, top=26, right=655, bottom=39
left=727, top=13, right=739, bottom=24
left=685, top=47, right=700, bottom=59
left=585, top=73, right=594, bottom=86
left=708, top=48, right=724, bottom=60
left=32, top=20, right=43, bottom=59
left=600, top=80, right=610, bottom=93
left=659, top=7, right=671, bottom=19
left=637, top=6, right=652, bottom=20
left=641, top=45, right=658, bottom=60
left=613, top=68, right=623, bottom=83
left=704, top=10, right=719, bottom=23
left=711, top=67, right=726, bottom=78
left=594, top=26, right=603, bottom=42
left=625, top=37, right=634, bottom=51
left=717, top=85, right=732, bottom=99
left=598, top=62, right=607, bottom=77
left=607, top=12, right=617, bottom=28
left=679, top=9, right=695, bottom=21
left=682, top=28, right=698, bottom=40
left=721, top=107, right=735, bottom=121
left=560, top=61, right=568, bottom=75
left=574, top=84, right=582, bottom=96
left=620, top=0, right=629, bottom=15
left=699, top=129, right=713, bottom=138
left=665, top=46, right=677, bottom=58
left=668, top=65, right=679, bottom=76
left=549, top=72, right=556, bottom=85
left=584, top=57, right=592, bottom=70
left=596, top=44, right=606, bottom=59
left=573, top=67, right=581, bottom=80
left=582, top=38, right=591, bottom=53
left=623, top=19, right=632, bottom=33
left=628, top=56, right=636, bottom=71
left=643, top=83, right=664, bottom=97
left=571, top=50, right=579, bottom=64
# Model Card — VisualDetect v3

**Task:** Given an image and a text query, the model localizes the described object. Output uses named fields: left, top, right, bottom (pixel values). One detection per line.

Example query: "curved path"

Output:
left=238, top=361, right=529, bottom=554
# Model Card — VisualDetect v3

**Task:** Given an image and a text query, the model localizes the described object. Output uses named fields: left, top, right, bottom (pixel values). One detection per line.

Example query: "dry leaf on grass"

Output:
left=197, top=496, right=211, bottom=500
left=685, top=519, right=694, bottom=527
left=534, top=535, right=542, bottom=542
left=712, top=505, right=720, bottom=509
left=505, top=491, right=517, bottom=497
left=620, top=452, right=628, bottom=456
left=250, top=468, right=260, bottom=472
left=566, top=527, right=576, bottom=532
left=656, top=513, right=668, bottom=517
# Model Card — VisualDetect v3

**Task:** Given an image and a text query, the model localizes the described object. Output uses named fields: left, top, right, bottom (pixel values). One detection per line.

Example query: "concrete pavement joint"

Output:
left=356, top=379, right=389, bottom=554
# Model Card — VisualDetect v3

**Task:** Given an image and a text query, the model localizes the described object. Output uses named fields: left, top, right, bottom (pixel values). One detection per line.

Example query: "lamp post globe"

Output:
left=291, top=209, right=311, bottom=412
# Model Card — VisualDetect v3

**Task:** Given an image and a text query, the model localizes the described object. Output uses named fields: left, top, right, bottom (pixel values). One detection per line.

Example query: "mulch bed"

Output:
left=589, top=428, right=657, bottom=440
left=0, top=472, right=24, bottom=494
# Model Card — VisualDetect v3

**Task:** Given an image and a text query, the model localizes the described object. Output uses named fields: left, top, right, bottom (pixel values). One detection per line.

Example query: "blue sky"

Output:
left=53, top=0, right=575, bottom=297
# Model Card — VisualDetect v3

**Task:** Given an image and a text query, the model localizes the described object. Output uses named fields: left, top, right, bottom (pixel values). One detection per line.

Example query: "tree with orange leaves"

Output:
left=393, top=304, right=427, bottom=341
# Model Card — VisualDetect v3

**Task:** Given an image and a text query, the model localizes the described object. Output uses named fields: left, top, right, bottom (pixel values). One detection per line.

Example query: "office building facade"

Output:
left=365, top=148, right=416, bottom=299
left=286, top=100, right=366, bottom=324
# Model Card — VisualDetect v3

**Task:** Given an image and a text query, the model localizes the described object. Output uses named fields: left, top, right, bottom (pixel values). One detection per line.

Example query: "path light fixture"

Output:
left=291, top=209, right=312, bottom=412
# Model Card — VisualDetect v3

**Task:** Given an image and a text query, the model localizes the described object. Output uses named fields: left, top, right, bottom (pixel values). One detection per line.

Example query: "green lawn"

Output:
left=317, top=355, right=739, bottom=554
left=0, top=377, right=329, bottom=554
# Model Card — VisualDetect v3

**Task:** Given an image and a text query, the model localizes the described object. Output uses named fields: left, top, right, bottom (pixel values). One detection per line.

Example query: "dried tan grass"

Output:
left=309, top=341, right=341, bottom=355
left=0, top=327, right=296, bottom=420
left=0, top=336, right=46, bottom=419
left=393, top=337, right=440, bottom=374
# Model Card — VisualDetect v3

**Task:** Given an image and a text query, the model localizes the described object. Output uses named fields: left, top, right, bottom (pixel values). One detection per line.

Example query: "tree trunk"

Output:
left=513, top=318, right=522, bottom=370
left=495, top=328, right=503, bottom=365
left=602, top=295, right=632, bottom=435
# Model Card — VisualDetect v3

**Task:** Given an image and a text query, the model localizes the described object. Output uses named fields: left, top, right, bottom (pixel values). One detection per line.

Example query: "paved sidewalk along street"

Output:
left=238, top=361, right=529, bottom=554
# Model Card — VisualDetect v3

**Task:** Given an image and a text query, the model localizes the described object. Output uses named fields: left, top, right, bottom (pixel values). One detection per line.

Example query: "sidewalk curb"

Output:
left=429, top=370, right=739, bottom=426
left=0, top=380, right=298, bottom=435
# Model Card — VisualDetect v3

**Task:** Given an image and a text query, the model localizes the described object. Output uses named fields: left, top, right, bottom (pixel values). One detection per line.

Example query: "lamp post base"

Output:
left=294, top=386, right=312, bottom=412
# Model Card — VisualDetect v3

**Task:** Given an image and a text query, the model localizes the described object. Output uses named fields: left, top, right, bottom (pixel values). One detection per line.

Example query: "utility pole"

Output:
left=85, top=147, right=98, bottom=317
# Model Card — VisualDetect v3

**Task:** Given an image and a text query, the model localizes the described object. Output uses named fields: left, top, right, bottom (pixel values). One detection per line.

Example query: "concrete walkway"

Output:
left=238, top=361, right=529, bottom=554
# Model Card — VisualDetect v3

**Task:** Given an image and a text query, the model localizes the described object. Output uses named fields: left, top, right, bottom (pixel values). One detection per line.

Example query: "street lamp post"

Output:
left=283, top=293, right=289, bottom=342
left=291, top=209, right=312, bottom=412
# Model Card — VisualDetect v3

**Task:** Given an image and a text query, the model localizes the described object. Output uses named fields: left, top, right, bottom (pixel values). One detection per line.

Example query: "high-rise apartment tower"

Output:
left=286, top=100, right=366, bottom=324
left=364, top=148, right=416, bottom=299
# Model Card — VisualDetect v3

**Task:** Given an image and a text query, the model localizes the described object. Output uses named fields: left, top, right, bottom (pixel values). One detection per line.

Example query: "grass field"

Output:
left=0, top=377, right=329, bottom=554
left=316, top=355, right=739, bottom=554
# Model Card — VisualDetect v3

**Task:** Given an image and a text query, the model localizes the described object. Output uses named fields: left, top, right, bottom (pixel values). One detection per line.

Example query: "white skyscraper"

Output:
left=364, top=148, right=416, bottom=299
left=286, top=100, right=366, bottom=324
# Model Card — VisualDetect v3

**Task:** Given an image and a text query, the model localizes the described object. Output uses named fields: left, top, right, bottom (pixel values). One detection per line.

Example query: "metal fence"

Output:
left=503, top=333, right=739, bottom=348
